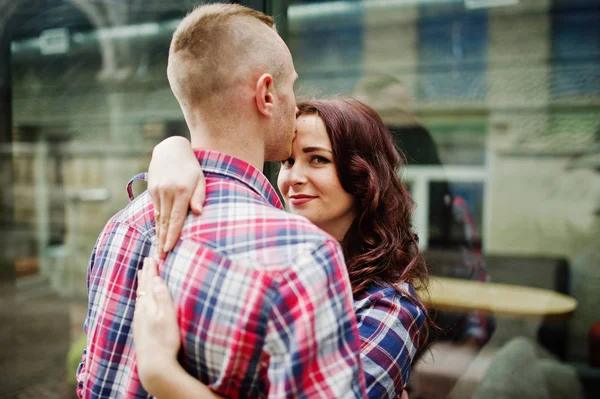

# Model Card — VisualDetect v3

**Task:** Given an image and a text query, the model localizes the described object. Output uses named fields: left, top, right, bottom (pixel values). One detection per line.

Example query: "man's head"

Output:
left=167, top=4, right=298, bottom=161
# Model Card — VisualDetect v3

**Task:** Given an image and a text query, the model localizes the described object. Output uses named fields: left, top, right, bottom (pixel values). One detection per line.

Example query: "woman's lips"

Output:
left=289, top=196, right=317, bottom=205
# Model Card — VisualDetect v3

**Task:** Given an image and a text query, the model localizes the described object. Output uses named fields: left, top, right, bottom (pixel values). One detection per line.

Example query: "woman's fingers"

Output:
left=142, top=257, right=159, bottom=296
left=138, top=258, right=159, bottom=311
left=164, top=170, right=207, bottom=252
left=190, top=172, right=206, bottom=215
left=148, top=136, right=203, bottom=258
left=157, top=189, right=173, bottom=259
left=145, top=257, right=159, bottom=280
left=164, top=192, right=191, bottom=253
left=152, top=276, right=175, bottom=319
left=136, top=269, right=147, bottom=314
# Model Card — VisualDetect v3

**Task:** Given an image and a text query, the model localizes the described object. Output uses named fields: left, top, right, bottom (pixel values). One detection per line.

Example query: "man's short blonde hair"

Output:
left=167, top=3, right=285, bottom=108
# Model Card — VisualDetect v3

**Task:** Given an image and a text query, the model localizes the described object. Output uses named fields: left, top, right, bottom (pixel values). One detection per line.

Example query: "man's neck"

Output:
left=190, top=133, right=265, bottom=172
left=183, top=105, right=267, bottom=170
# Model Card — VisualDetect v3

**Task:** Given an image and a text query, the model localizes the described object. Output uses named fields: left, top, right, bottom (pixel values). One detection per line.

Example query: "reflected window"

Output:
left=288, top=0, right=363, bottom=96
left=418, top=5, right=488, bottom=101
left=551, top=0, right=600, bottom=97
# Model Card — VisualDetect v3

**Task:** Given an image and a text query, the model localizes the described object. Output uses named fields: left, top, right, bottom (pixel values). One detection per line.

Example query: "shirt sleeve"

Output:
left=75, top=346, right=88, bottom=399
left=75, top=228, right=102, bottom=399
left=355, top=287, right=425, bottom=399
left=264, top=239, right=367, bottom=399
left=75, top=218, right=152, bottom=398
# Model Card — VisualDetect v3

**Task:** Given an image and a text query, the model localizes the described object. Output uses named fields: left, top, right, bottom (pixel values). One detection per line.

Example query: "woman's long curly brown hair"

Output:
left=297, top=98, right=433, bottom=348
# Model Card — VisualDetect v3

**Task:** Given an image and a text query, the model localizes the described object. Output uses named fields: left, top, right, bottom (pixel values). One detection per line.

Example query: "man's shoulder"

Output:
left=103, top=191, right=154, bottom=236
left=181, top=190, right=341, bottom=270
left=223, top=201, right=332, bottom=242
left=204, top=176, right=335, bottom=244
left=261, top=203, right=330, bottom=235
left=260, top=205, right=342, bottom=256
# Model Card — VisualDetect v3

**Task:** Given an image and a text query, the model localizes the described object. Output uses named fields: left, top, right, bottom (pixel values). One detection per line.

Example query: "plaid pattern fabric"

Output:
left=76, top=150, right=366, bottom=399
left=356, top=284, right=425, bottom=399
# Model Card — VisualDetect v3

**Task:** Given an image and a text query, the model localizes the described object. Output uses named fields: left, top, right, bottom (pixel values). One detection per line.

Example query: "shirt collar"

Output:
left=195, top=150, right=283, bottom=210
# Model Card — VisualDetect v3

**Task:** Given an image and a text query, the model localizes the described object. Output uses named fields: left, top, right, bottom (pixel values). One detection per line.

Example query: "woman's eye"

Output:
left=311, top=155, right=330, bottom=165
left=281, top=158, right=294, bottom=167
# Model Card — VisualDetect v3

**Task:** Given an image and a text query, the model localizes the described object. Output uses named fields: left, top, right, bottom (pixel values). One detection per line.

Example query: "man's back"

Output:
left=77, top=151, right=365, bottom=398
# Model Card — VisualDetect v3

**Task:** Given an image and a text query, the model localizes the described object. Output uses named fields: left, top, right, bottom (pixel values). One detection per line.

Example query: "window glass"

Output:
left=1, top=0, right=599, bottom=397
left=287, top=1, right=599, bottom=397
left=0, top=1, right=216, bottom=395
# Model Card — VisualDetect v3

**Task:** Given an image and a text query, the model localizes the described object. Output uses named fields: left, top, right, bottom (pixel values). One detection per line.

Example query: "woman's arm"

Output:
left=133, top=258, right=223, bottom=399
left=147, top=361, right=223, bottom=399
left=149, top=136, right=206, bottom=258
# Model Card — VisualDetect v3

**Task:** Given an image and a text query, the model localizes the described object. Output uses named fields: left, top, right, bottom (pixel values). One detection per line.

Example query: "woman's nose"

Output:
left=287, top=164, right=306, bottom=186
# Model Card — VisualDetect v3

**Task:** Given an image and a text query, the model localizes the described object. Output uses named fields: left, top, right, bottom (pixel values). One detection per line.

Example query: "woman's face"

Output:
left=277, top=114, right=356, bottom=241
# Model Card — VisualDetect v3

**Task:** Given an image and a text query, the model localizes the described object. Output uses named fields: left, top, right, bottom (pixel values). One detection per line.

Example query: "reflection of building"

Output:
left=290, top=0, right=600, bottom=258
left=287, top=0, right=600, bottom=366
left=1, top=0, right=195, bottom=295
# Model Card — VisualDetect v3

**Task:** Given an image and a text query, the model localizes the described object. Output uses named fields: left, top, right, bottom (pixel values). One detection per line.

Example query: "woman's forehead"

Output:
left=295, top=115, right=330, bottom=146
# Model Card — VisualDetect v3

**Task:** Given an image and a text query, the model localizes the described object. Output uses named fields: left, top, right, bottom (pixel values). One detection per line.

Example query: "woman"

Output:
left=134, top=98, right=431, bottom=398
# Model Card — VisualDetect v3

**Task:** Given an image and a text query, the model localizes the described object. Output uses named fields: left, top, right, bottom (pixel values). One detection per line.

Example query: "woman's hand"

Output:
left=133, top=257, right=181, bottom=395
left=133, top=258, right=225, bottom=399
left=149, top=136, right=206, bottom=258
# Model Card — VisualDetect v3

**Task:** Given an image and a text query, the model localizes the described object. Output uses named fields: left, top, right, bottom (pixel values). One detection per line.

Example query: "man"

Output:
left=76, top=4, right=365, bottom=398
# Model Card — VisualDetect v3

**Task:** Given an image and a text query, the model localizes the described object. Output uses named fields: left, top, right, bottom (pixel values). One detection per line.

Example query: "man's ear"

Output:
left=255, top=73, right=274, bottom=118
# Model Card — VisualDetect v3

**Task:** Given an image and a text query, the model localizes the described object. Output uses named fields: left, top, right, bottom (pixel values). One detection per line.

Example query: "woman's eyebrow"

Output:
left=302, top=146, right=332, bottom=154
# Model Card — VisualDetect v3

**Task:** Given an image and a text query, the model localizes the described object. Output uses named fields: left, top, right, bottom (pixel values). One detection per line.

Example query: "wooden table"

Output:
left=423, top=277, right=578, bottom=318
